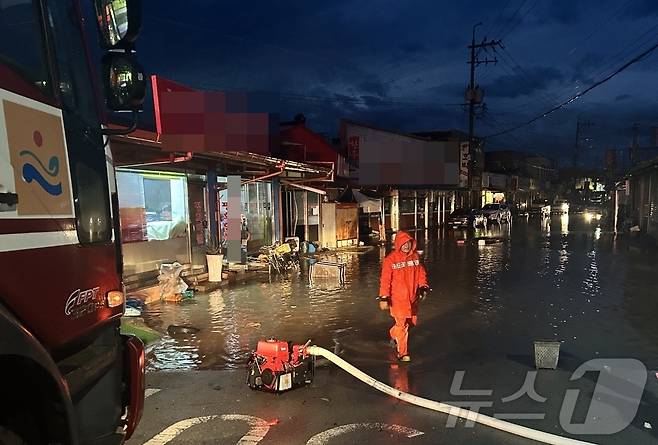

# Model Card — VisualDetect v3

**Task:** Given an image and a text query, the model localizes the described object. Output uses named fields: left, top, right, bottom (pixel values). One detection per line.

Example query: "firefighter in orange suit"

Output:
left=378, top=231, right=429, bottom=362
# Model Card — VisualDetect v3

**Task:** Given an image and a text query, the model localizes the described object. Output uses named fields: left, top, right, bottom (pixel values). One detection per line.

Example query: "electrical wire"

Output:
left=482, top=0, right=513, bottom=40
left=539, top=20, right=658, bottom=106
left=494, top=52, right=560, bottom=110
left=499, top=0, right=539, bottom=40
left=494, top=0, right=529, bottom=39
left=499, top=48, right=562, bottom=103
left=566, top=0, right=637, bottom=57
left=483, top=40, right=658, bottom=138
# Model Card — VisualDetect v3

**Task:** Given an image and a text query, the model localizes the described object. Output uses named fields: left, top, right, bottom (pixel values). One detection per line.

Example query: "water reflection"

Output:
left=560, top=214, right=569, bottom=234
left=473, top=239, right=508, bottom=326
left=143, top=217, right=658, bottom=372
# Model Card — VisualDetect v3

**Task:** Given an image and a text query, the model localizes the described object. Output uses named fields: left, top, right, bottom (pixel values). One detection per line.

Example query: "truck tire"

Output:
left=0, top=427, right=26, bottom=445
left=0, top=413, right=41, bottom=445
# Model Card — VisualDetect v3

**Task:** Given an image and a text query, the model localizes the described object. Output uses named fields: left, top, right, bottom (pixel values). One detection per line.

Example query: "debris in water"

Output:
left=124, top=306, right=142, bottom=317
left=167, top=325, right=200, bottom=336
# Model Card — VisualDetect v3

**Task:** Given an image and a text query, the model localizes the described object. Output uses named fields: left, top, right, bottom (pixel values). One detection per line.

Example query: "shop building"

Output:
left=278, top=116, right=350, bottom=245
left=339, top=120, right=464, bottom=233
left=111, top=131, right=329, bottom=285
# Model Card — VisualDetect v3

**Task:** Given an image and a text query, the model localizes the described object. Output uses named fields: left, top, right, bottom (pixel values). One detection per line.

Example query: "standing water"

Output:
left=143, top=216, right=658, bottom=373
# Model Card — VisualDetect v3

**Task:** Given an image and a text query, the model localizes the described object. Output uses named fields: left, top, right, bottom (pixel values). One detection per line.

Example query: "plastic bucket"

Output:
left=207, top=254, right=224, bottom=282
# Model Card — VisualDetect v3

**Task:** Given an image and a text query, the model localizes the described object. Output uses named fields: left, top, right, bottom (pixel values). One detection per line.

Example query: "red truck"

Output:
left=0, top=0, right=146, bottom=443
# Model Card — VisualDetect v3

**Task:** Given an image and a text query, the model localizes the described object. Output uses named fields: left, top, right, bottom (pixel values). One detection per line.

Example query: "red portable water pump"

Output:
left=247, top=338, right=314, bottom=392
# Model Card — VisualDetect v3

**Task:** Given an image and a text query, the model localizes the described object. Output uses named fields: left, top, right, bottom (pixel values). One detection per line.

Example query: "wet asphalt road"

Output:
left=130, top=215, right=658, bottom=444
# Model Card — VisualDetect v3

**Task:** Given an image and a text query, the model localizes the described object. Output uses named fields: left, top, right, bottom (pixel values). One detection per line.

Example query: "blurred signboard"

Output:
left=342, top=121, right=460, bottom=186
left=459, top=142, right=469, bottom=188
left=151, top=75, right=278, bottom=154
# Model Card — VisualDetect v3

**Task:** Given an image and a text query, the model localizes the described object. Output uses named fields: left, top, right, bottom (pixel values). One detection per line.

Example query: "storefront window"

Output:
left=116, top=170, right=190, bottom=275
left=144, top=178, right=173, bottom=222
left=117, top=171, right=188, bottom=241
left=233, top=181, right=273, bottom=250
left=384, top=197, right=392, bottom=214
left=400, top=197, right=416, bottom=214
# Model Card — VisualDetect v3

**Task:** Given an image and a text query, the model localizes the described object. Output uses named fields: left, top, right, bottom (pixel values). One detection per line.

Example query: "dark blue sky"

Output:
left=131, top=0, right=658, bottom=167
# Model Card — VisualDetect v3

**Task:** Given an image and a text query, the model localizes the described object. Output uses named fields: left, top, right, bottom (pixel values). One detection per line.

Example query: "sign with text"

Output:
left=151, top=75, right=279, bottom=154
left=459, top=142, right=469, bottom=188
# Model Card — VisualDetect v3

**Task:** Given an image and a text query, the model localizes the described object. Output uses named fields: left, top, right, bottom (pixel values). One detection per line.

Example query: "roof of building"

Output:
left=340, top=119, right=430, bottom=142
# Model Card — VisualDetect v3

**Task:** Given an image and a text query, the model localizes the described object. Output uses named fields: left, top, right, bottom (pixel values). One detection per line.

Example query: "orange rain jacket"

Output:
left=379, top=231, right=428, bottom=318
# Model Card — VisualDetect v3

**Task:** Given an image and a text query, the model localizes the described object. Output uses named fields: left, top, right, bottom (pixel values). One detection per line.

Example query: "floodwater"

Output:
left=141, top=212, right=658, bottom=443
left=143, top=213, right=658, bottom=373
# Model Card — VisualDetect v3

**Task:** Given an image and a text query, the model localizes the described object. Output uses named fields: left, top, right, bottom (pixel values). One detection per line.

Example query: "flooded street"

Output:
left=135, top=215, right=658, bottom=444
left=144, top=215, right=658, bottom=373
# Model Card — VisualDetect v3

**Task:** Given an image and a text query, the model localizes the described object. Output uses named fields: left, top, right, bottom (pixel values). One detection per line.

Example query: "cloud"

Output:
left=130, top=0, right=658, bottom=169
left=358, top=80, right=389, bottom=97
left=533, top=0, right=588, bottom=25
left=624, top=0, right=658, bottom=18
left=400, top=42, right=428, bottom=54
left=486, top=66, right=564, bottom=98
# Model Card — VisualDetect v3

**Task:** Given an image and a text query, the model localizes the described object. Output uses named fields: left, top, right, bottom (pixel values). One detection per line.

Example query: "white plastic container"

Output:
left=206, top=254, right=224, bottom=282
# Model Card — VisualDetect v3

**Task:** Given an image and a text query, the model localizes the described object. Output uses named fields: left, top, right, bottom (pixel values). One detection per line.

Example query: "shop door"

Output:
left=307, top=192, right=320, bottom=242
left=188, top=181, right=208, bottom=272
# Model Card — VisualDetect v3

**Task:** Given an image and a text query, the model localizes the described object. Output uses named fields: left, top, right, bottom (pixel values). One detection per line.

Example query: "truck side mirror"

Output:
left=101, top=52, right=145, bottom=111
left=95, top=0, right=142, bottom=48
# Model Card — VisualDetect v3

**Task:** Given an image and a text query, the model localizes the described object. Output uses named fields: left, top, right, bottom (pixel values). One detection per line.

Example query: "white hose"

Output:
left=306, top=345, right=596, bottom=445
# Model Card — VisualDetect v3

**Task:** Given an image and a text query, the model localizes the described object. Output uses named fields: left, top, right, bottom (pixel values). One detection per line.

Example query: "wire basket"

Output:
left=534, top=340, right=560, bottom=369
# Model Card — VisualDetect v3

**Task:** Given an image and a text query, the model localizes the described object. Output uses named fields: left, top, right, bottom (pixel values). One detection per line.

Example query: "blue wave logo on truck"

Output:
left=19, top=149, right=62, bottom=196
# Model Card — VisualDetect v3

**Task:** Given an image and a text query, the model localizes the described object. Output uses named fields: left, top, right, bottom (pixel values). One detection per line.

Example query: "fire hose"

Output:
left=305, top=345, right=597, bottom=445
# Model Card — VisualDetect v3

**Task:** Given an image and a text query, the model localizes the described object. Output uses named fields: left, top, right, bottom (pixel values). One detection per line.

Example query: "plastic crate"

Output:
left=309, top=261, right=346, bottom=284
left=534, top=340, right=560, bottom=369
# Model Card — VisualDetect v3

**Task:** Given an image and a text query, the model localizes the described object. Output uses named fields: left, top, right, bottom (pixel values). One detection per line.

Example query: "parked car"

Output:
left=528, top=199, right=551, bottom=218
left=472, top=209, right=488, bottom=228
left=570, top=203, right=585, bottom=214
left=583, top=206, right=603, bottom=222
left=481, top=203, right=511, bottom=223
left=511, top=202, right=528, bottom=216
left=553, top=199, right=570, bottom=215
left=447, top=208, right=487, bottom=229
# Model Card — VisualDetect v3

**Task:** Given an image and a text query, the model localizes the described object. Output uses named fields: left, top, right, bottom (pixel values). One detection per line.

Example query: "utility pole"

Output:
left=572, top=117, right=593, bottom=169
left=466, top=23, right=502, bottom=206
left=627, top=122, right=641, bottom=164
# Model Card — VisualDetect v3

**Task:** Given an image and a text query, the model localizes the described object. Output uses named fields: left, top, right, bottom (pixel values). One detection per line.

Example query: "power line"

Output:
left=586, top=22, right=658, bottom=80
left=499, top=0, right=539, bottom=40
left=542, top=20, right=658, bottom=105
left=483, top=40, right=658, bottom=138
left=566, top=0, right=636, bottom=57
left=495, top=0, right=529, bottom=39
left=481, top=0, right=513, bottom=43
left=496, top=49, right=562, bottom=108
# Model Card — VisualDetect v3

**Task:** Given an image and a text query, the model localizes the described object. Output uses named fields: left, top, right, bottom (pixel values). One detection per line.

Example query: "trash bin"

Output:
left=534, top=340, right=560, bottom=369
